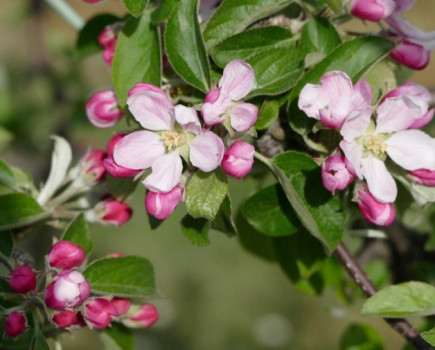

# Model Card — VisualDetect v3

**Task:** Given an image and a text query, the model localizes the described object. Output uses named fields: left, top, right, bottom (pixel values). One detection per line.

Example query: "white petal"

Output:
left=113, top=131, right=165, bottom=170
left=298, top=84, right=326, bottom=120
left=386, top=130, right=435, bottom=170
left=174, top=105, right=201, bottom=135
left=361, top=155, right=397, bottom=203
left=219, top=60, right=255, bottom=101
left=228, top=103, right=258, bottom=132
left=340, top=107, right=372, bottom=142
left=340, top=140, right=364, bottom=179
left=189, top=131, right=224, bottom=172
left=387, top=16, right=435, bottom=50
left=143, top=151, right=183, bottom=193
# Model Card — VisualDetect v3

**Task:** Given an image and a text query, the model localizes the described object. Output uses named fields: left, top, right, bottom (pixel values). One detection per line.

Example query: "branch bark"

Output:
left=334, top=242, right=434, bottom=350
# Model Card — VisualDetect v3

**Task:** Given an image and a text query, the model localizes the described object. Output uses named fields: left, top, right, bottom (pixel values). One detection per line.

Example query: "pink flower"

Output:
left=52, top=310, right=85, bottom=329
left=45, top=270, right=91, bottom=310
left=48, top=241, right=86, bottom=270
left=408, top=169, right=435, bottom=186
left=103, top=134, right=141, bottom=178
left=221, top=141, right=255, bottom=179
left=85, top=90, right=124, bottom=128
left=145, top=185, right=183, bottom=220
left=350, top=0, right=415, bottom=22
left=390, top=40, right=431, bottom=70
left=111, top=297, right=131, bottom=317
left=8, top=264, right=36, bottom=294
left=321, top=155, right=355, bottom=194
left=98, top=23, right=123, bottom=66
left=357, top=188, right=396, bottom=226
left=85, top=298, right=117, bottom=329
left=84, top=149, right=106, bottom=182
left=113, top=84, right=224, bottom=193
left=201, top=60, right=258, bottom=132
left=4, top=312, right=26, bottom=338
left=96, top=199, right=133, bottom=226
left=298, top=71, right=373, bottom=129
left=124, top=304, right=159, bottom=328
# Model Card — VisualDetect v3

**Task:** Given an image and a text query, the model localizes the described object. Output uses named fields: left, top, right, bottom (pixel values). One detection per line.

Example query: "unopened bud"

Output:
left=111, top=297, right=131, bottom=317
left=221, top=141, right=255, bottom=179
left=85, top=298, right=117, bottom=329
left=85, top=90, right=124, bottom=128
left=8, top=264, right=36, bottom=294
left=52, top=310, right=85, bottom=329
left=123, top=303, right=159, bottom=328
left=321, top=155, right=355, bottom=194
left=145, top=186, right=183, bottom=220
left=4, top=311, right=26, bottom=338
left=408, top=169, right=435, bottom=186
left=357, top=188, right=395, bottom=226
left=48, top=241, right=85, bottom=270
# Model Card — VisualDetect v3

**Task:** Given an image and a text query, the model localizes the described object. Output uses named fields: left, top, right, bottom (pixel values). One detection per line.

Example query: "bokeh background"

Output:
left=1, top=1, right=434, bottom=349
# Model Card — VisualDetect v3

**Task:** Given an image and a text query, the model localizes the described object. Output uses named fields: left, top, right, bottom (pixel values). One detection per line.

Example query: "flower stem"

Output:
left=44, top=0, right=84, bottom=30
left=334, top=242, right=434, bottom=350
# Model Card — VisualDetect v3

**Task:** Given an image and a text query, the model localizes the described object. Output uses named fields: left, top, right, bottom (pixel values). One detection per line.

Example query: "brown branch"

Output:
left=334, top=242, right=434, bottom=350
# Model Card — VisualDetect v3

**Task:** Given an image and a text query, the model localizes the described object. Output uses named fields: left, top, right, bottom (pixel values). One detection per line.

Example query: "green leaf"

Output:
left=288, top=37, right=394, bottom=135
left=30, top=332, right=50, bottom=350
left=101, top=323, right=134, bottom=350
left=106, top=176, right=139, bottom=201
left=0, top=230, right=14, bottom=257
left=0, top=158, right=17, bottom=189
left=164, top=0, right=211, bottom=92
left=75, top=14, right=121, bottom=58
left=362, top=281, right=435, bottom=317
left=61, top=214, right=93, bottom=255
left=185, top=169, right=228, bottom=220
left=152, top=0, right=179, bottom=23
left=83, top=256, right=155, bottom=297
left=300, top=18, right=341, bottom=55
left=326, top=0, right=342, bottom=13
left=256, top=100, right=280, bottom=130
left=339, top=323, right=383, bottom=350
left=242, top=184, right=299, bottom=237
left=181, top=214, right=210, bottom=246
left=124, top=0, right=149, bottom=17
left=364, top=60, right=396, bottom=103
left=113, top=11, right=161, bottom=107
left=269, top=151, right=344, bottom=253
left=203, top=0, right=294, bottom=51
left=422, top=328, right=435, bottom=346
left=0, top=193, right=49, bottom=231
left=211, top=195, right=237, bottom=237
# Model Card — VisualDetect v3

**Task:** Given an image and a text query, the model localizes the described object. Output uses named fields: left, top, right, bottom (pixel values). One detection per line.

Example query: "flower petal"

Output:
left=410, top=108, right=434, bottom=129
left=127, top=92, right=174, bottom=131
left=298, top=83, right=327, bottom=120
left=340, top=140, right=364, bottom=179
left=351, top=0, right=396, bottom=21
left=174, top=105, right=201, bottom=135
left=189, top=131, right=224, bottom=172
left=352, top=79, right=373, bottom=110
left=128, top=83, right=168, bottom=99
left=340, top=107, right=372, bottom=142
left=113, top=131, right=165, bottom=170
left=201, top=91, right=231, bottom=126
left=228, top=103, right=258, bottom=132
left=386, top=129, right=435, bottom=170
left=143, top=151, right=183, bottom=193
left=219, top=60, right=255, bottom=100
left=361, top=155, right=397, bottom=203
left=387, top=16, right=435, bottom=49
left=390, top=41, right=431, bottom=70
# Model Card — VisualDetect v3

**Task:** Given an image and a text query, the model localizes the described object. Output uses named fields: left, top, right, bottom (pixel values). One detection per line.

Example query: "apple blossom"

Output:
left=103, top=134, right=141, bottom=178
left=84, top=298, right=117, bottom=329
left=408, top=169, right=435, bottom=186
left=145, top=185, right=183, bottom=220
left=52, top=310, right=85, bottom=329
left=123, top=303, right=159, bottom=328
left=84, top=149, right=106, bottom=182
left=4, top=312, right=26, bottom=338
left=221, top=141, right=255, bottom=179
left=110, top=297, right=131, bottom=317
left=8, top=264, right=36, bottom=294
left=201, top=60, right=258, bottom=132
left=350, top=0, right=415, bottom=22
left=321, top=155, right=355, bottom=194
left=95, top=199, right=133, bottom=226
left=357, top=187, right=396, bottom=226
left=85, top=90, right=124, bottom=128
left=113, top=84, right=224, bottom=193
left=48, top=241, right=85, bottom=270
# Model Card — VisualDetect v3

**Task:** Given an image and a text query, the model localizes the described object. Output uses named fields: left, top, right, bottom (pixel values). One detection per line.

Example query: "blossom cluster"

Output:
left=299, top=70, right=435, bottom=225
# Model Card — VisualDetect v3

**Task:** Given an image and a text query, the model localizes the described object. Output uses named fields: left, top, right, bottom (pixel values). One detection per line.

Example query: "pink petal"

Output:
left=351, top=0, right=396, bottom=21
left=127, top=92, right=174, bottom=131
left=219, top=60, right=255, bottom=101
left=189, top=131, right=224, bottom=172
left=375, top=95, right=422, bottom=133
left=361, top=155, right=397, bottom=203
left=384, top=82, right=432, bottom=103
left=394, top=0, right=416, bottom=13
left=128, top=83, right=168, bottom=99
left=320, top=71, right=354, bottom=101
left=201, top=92, right=231, bottom=126
left=390, top=41, right=431, bottom=70
left=298, top=84, right=327, bottom=120
left=113, top=131, right=165, bottom=170
left=174, top=105, right=201, bottom=135
left=386, top=129, right=435, bottom=171
left=352, top=79, right=373, bottom=110
left=340, top=108, right=372, bottom=142
left=145, top=186, right=183, bottom=220
left=228, top=103, right=258, bottom=132
left=410, top=109, right=434, bottom=129
left=387, top=16, right=435, bottom=49
left=143, top=151, right=183, bottom=193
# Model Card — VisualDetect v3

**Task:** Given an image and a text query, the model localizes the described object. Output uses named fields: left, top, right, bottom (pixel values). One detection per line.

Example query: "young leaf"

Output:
left=152, top=0, right=179, bottom=23
left=101, top=323, right=134, bottom=350
left=164, top=0, right=211, bottom=93
left=422, top=328, right=435, bottom=346
left=30, top=332, right=50, bottom=350
left=113, top=11, right=161, bottom=107
left=61, top=214, right=93, bottom=255
left=123, top=0, right=149, bottom=17
left=75, top=14, right=121, bottom=58
left=211, top=195, right=237, bottom=237
left=0, top=230, right=14, bottom=257
left=242, top=184, right=299, bottom=237
left=203, top=0, right=295, bottom=51
left=339, top=323, right=383, bottom=350
left=0, top=193, right=49, bottom=231
left=185, top=169, right=228, bottom=220
left=181, top=214, right=210, bottom=246
left=0, top=158, right=17, bottom=190
left=326, top=0, right=342, bottom=14
left=300, top=18, right=341, bottom=55
left=256, top=100, right=280, bottom=130
left=288, top=37, right=394, bottom=135
left=362, top=281, right=435, bottom=317
left=83, top=256, right=155, bottom=297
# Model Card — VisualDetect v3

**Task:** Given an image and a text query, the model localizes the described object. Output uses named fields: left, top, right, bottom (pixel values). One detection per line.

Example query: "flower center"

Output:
left=362, top=135, right=387, bottom=158
left=161, top=131, right=186, bottom=151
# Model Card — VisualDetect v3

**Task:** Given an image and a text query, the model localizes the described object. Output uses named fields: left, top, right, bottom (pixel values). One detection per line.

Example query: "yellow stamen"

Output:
left=161, top=131, right=186, bottom=151
left=363, top=135, right=387, bottom=157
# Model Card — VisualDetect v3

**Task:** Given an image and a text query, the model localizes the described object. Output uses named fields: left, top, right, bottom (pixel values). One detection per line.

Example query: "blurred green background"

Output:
left=1, top=1, right=435, bottom=349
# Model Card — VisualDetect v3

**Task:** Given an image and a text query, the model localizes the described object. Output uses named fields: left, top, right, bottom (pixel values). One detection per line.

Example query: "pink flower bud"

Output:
left=52, top=310, right=85, bottom=329
left=321, top=155, right=355, bottom=194
left=103, top=134, right=141, bottom=178
left=125, top=304, right=159, bottom=328
left=350, top=0, right=396, bottom=22
left=4, top=311, right=26, bottom=338
left=102, top=47, right=116, bottom=66
left=221, top=141, right=255, bottom=179
left=390, top=40, right=430, bottom=70
left=83, top=0, right=103, bottom=3
left=8, top=264, right=36, bottom=294
left=111, top=297, right=131, bottom=317
left=204, top=87, right=221, bottom=104
left=408, top=169, right=435, bottom=186
left=357, top=188, right=396, bottom=226
left=98, top=199, right=133, bottom=226
left=85, top=90, right=124, bottom=128
left=85, top=150, right=107, bottom=182
left=85, top=298, right=117, bottom=329
left=98, top=26, right=117, bottom=49
left=48, top=241, right=86, bottom=270
left=45, top=270, right=90, bottom=310
left=145, top=186, right=183, bottom=220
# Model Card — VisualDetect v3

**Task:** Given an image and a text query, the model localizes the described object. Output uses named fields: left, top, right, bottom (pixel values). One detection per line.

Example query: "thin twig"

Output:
left=44, top=0, right=84, bottom=30
left=334, top=242, right=434, bottom=350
